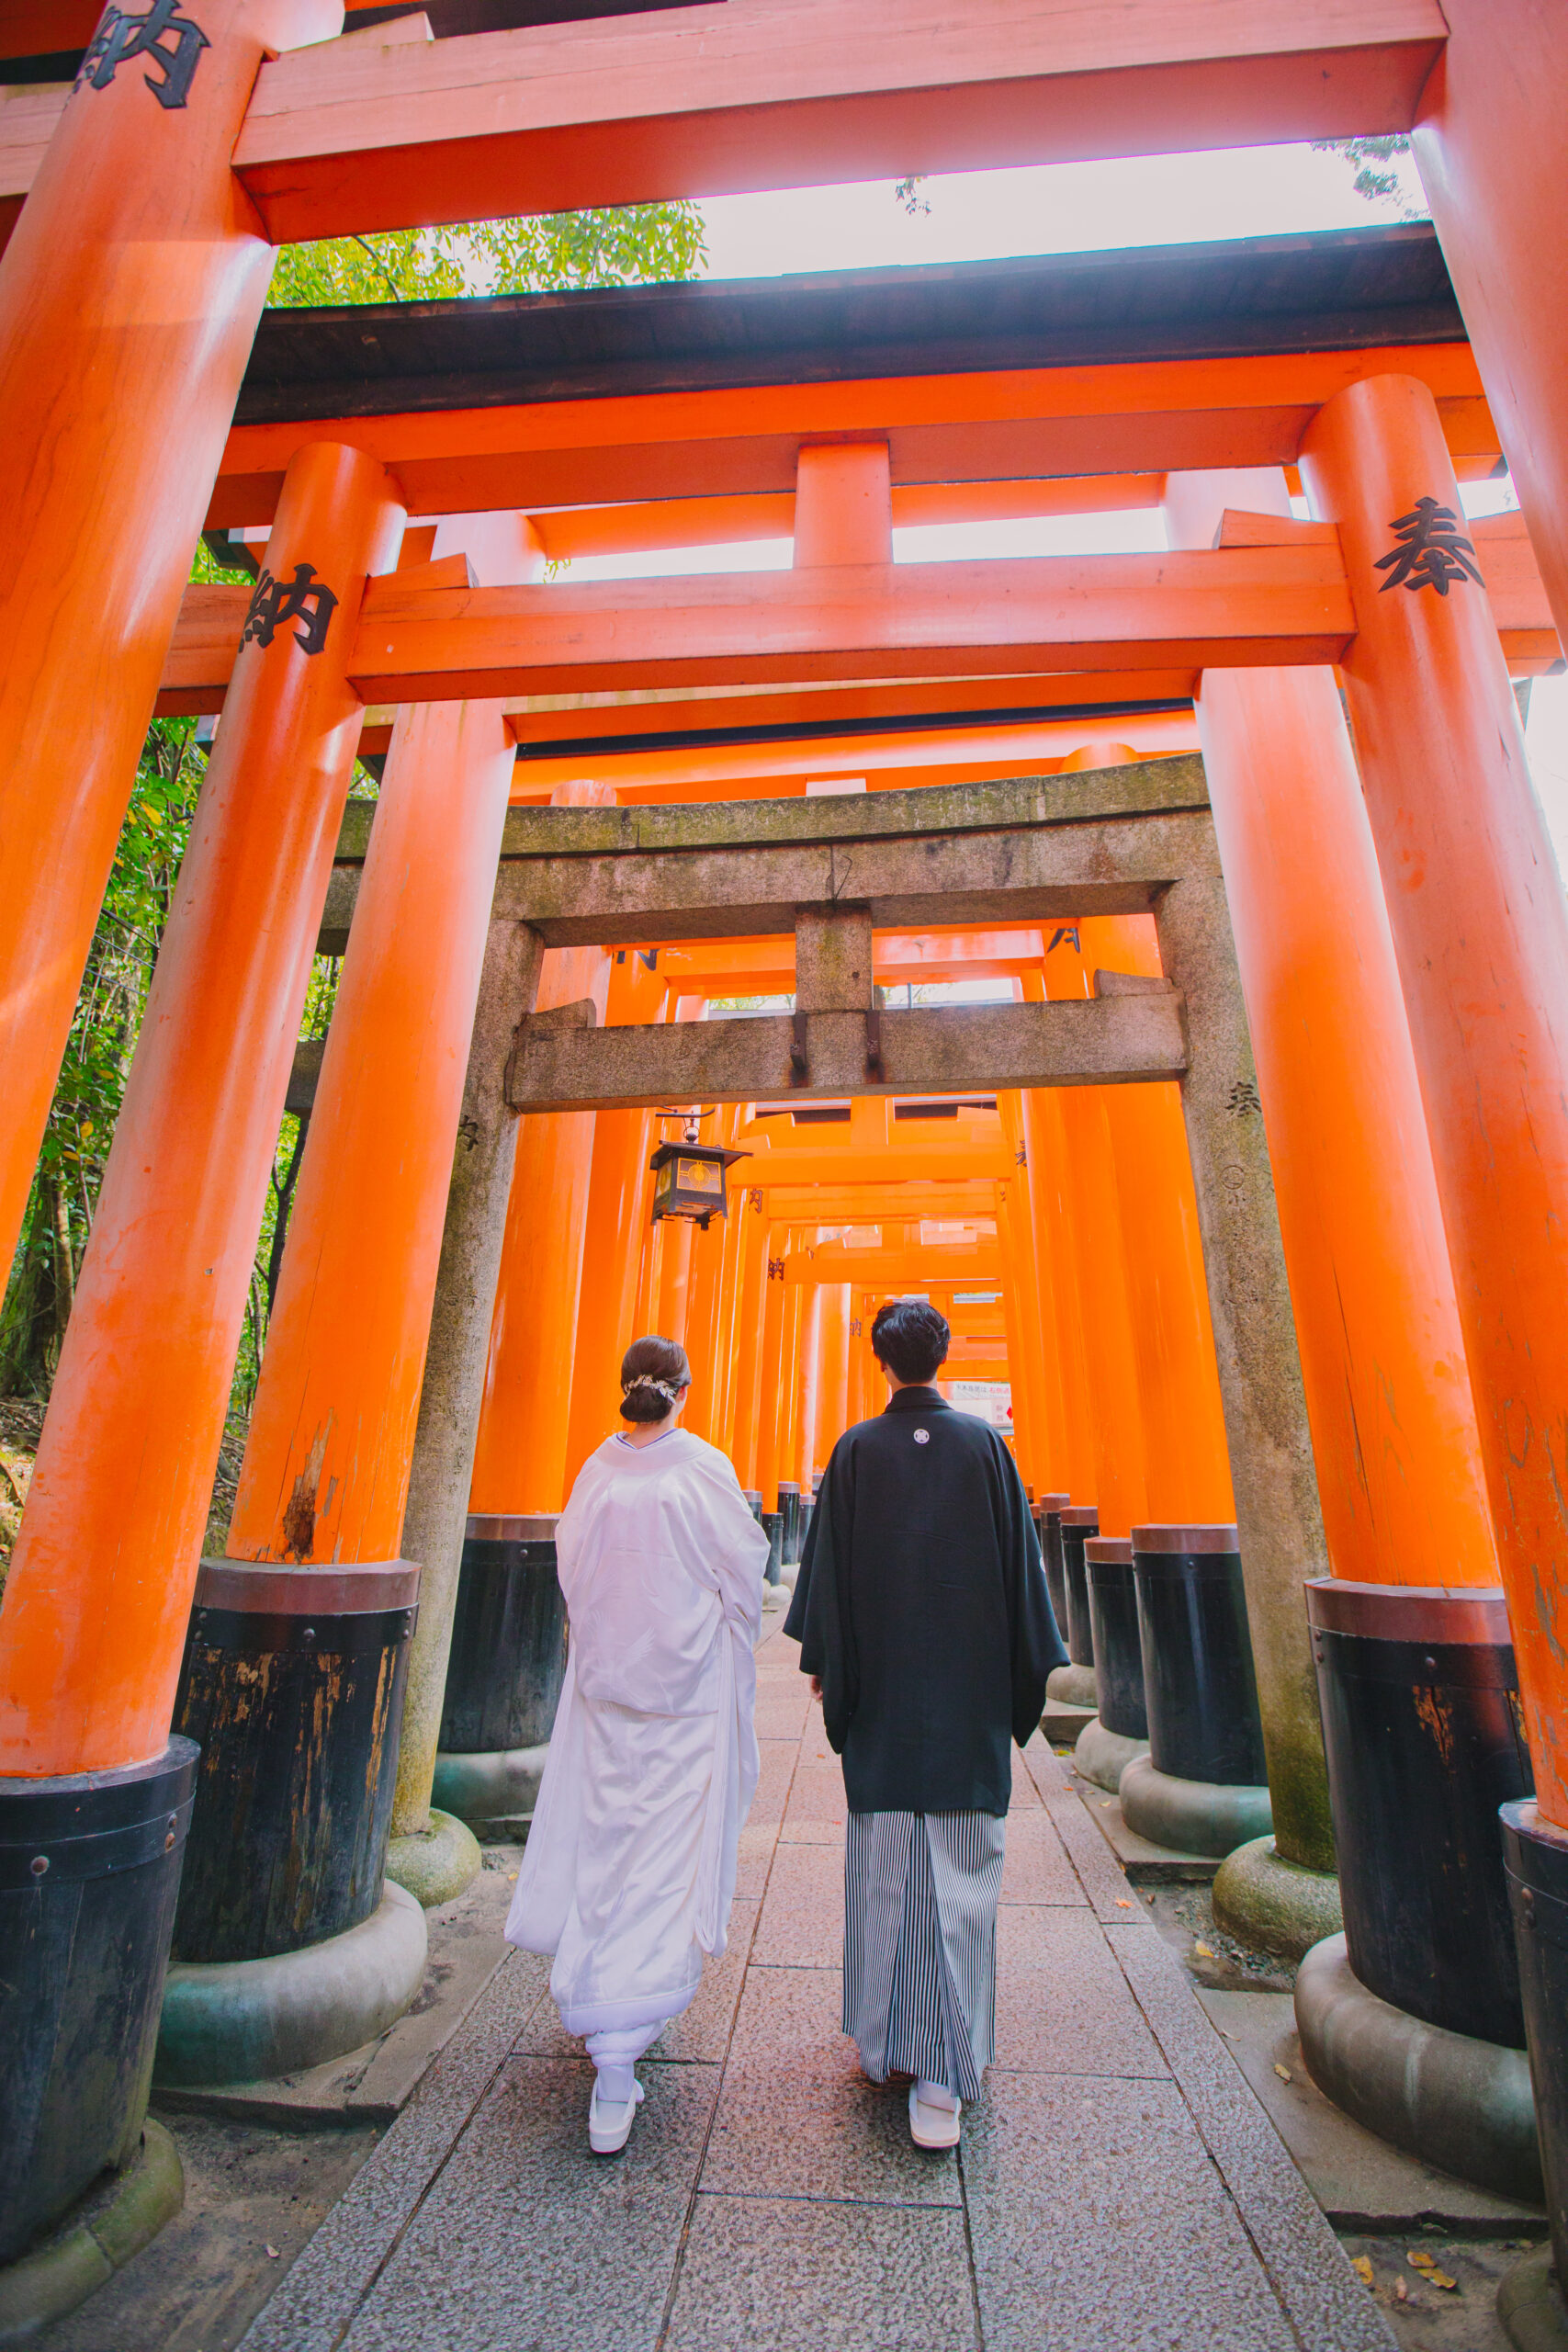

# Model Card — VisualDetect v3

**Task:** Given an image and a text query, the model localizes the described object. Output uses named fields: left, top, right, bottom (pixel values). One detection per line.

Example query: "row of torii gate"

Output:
left=6, top=0, right=1568, bottom=2325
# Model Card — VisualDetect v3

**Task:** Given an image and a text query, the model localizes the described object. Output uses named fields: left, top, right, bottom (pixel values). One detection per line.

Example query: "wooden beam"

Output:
left=207, top=347, right=1488, bottom=529
left=156, top=546, right=1355, bottom=716
left=756, top=1184, right=999, bottom=1221
left=785, top=1244, right=1003, bottom=1285
left=505, top=994, right=1189, bottom=1109
left=525, top=474, right=1169, bottom=562
left=159, top=524, right=1558, bottom=719
left=505, top=674, right=1200, bottom=754
left=221, top=0, right=1443, bottom=244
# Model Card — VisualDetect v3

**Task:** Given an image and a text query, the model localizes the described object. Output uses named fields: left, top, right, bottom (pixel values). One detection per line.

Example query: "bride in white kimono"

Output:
left=506, top=1334, right=769, bottom=2153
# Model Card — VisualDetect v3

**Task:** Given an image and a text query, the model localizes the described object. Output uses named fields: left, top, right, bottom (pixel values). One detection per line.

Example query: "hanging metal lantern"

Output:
left=649, top=1116, right=749, bottom=1229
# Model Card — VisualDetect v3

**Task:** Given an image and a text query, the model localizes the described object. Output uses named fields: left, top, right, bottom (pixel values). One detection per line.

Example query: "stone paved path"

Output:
left=239, top=1623, right=1396, bottom=2352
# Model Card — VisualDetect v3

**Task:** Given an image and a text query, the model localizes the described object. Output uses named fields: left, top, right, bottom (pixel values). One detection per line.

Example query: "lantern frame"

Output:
left=648, top=1137, right=750, bottom=1229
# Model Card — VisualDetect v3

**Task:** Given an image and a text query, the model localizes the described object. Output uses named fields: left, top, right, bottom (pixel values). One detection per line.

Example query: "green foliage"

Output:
left=1313, top=136, right=1428, bottom=223
left=267, top=200, right=707, bottom=308
left=0, top=718, right=207, bottom=1396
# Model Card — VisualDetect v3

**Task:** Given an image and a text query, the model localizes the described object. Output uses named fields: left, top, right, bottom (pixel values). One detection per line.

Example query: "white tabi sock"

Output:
left=914, top=2079, right=960, bottom=2113
left=594, top=2062, right=637, bottom=2105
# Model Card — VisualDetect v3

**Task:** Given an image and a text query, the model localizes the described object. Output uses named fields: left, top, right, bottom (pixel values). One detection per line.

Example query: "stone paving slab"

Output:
left=663, top=2194, right=980, bottom=2350
left=997, top=1805, right=1089, bottom=1907
left=779, top=1761, right=848, bottom=1843
left=754, top=1679, right=812, bottom=1740
left=748, top=1737, right=797, bottom=1827
left=965, top=2072, right=1302, bottom=2352
left=1108, top=1923, right=1398, bottom=2352
left=238, top=1948, right=551, bottom=2352
left=330, top=2058, right=719, bottom=2352
left=994, top=1905, right=1170, bottom=2079
left=751, top=1838, right=844, bottom=1968
left=703, top=1963, right=962, bottom=2209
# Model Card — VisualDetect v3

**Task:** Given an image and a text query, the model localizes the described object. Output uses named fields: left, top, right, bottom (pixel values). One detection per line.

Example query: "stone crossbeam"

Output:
left=316, top=757, right=1213, bottom=956
left=504, top=993, right=1187, bottom=1110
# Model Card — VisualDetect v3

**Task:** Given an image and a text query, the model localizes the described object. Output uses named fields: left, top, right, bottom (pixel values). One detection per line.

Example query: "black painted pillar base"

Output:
left=1505, top=1800, right=1568, bottom=2290
left=0, top=1738, right=197, bottom=2265
left=1059, top=1508, right=1100, bottom=1668
left=1309, top=1580, right=1531, bottom=2045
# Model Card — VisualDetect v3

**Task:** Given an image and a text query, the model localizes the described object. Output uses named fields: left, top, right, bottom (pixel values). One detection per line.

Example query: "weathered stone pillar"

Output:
left=1151, top=867, right=1335, bottom=1876
left=387, top=915, right=544, bottom=1886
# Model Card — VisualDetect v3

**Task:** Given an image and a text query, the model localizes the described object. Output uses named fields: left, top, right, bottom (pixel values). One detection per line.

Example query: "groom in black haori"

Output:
left=784, top=1297, right=1065, bottom=2147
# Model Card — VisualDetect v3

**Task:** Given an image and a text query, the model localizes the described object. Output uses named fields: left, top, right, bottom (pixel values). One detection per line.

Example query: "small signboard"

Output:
left=945, top=1380, right=1013, bottom=1430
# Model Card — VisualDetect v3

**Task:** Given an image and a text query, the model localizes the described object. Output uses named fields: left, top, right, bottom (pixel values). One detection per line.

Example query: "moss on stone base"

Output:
left=385, top=1809, right=483, bottom=1908
left=0, top=2122, right=182, bottom=2344
left=1213, top=1833, right=1342, bottom=1963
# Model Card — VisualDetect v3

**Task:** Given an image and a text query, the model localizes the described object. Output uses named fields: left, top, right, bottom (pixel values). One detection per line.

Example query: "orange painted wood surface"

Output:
left=222, top=0, right=1442, bottom=243
left=159, top=548, right=1355, bottom=709
left=0, top=443, right=403, bottom=1777
left=208, top=349, right=1487, bottom=529
left=1415, top=0, right=1568, bottom=707
left=1303, top=372, right=1568, bottom=1824
left=227, top=694, right=516, bottom=1567
left=1170, top=461, right=1498, bottom=1590
left=0, top=0, right=343, bottom=1340
left=468, top=779, right=615, bottom=1517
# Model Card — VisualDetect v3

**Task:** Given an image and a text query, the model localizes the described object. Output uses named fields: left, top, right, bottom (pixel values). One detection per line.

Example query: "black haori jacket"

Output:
left=783, top=1386, right=1066, bottom=1815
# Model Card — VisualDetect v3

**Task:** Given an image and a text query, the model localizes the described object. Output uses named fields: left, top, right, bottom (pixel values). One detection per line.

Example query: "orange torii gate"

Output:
left=5, top=0, right=1568, bottom=2305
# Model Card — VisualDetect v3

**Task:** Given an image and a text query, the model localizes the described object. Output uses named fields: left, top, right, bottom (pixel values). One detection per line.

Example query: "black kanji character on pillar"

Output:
left=75, top=0, right=209, bottom=107
left=1374, top=496, right=1485, bottom=597
left=242, top=564, right=341, bottom=657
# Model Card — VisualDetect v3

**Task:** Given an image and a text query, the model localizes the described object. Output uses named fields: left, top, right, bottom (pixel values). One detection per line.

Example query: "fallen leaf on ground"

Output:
left=1428, top=2270, right=1458, bottom=2290
left=1193, top=1940, right=1214, bottom=1958
left=1115, top=1898, right=1132, bottom=1908
left=265, top=2245, right=280, bottom=2259
left=1351, top=2256, right=1373, bottom=2289
left=1395, top=2278, right=1409, bottom=2303
left=1273, top=2063, right=1293, bottom=2083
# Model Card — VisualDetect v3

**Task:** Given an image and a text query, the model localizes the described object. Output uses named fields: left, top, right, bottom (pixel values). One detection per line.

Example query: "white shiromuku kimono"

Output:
left=504, top=1428, right=768, bottom=2045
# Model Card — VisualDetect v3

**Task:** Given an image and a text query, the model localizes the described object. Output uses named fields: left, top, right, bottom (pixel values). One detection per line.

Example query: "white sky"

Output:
left=551, top=138, right=1568, bottom=877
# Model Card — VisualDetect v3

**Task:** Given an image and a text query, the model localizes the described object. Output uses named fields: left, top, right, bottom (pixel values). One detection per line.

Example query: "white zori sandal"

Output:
left=588, top=2076, right=645, bottom=2155
left=908, top=2080, right=962, bottom=2149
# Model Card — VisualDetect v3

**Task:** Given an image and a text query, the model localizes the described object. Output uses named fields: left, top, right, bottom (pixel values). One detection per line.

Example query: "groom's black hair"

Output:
left=870, top=1299, right=950, bottom=1385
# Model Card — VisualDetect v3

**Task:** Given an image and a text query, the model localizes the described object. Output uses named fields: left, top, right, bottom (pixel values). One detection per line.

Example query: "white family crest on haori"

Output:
left=504, top=1429, right=769, bottom=2042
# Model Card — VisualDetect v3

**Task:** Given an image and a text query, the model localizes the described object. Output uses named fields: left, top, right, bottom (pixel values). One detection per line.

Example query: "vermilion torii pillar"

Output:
left=1413, top=2, right=1568, bottom=664
left=0, top=441, right=402, bottom=1774
left=468, top=782, right=614, bottom=1516
left=1043, top=933, right=1149, bottom=1538
left=1016, top=1052, right=1098, bottom=1508
left=813, top=1281, right=852, bottom=1470
left=561, top=951, right=664, bottom=1493
left=728, top=1190, right=771, bottom=1493
left=1162, top=465, right=1496, bottom=1592
left=0, top=0, right=342, bottom=1294
left=1302, top=376, right=1568, bottom=1821
left=227, top=519, right=528, bottom=1572
left=753, top=1230, right=790, bottom=1514
left=1081, top=912, right=1235, bottom=1528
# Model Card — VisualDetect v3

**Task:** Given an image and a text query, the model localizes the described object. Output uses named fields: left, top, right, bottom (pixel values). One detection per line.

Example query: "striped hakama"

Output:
left=842, top=1810, right=1006, bottom=2102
